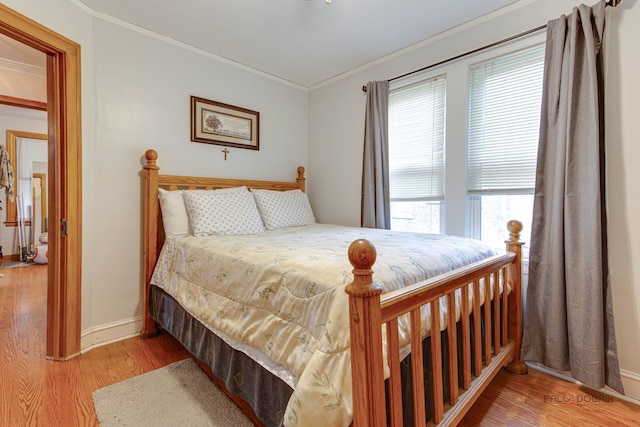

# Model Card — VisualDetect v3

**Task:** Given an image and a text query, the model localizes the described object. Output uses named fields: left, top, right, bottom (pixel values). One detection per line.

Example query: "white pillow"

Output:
left=158, top=186, right=248, bottom=239
left=183, top=190, right=265, bottom=236
left=251, top=189, right=316, bottom=231
left=158, top=188, right=190, bottom=239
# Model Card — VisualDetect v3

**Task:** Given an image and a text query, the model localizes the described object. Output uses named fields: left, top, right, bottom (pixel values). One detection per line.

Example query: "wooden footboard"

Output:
left=346, top=221, right=526, bottom=427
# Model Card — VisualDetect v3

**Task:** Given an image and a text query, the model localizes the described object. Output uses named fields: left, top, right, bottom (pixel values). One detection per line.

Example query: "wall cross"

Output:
left=222, top=147, right=230, bottom=160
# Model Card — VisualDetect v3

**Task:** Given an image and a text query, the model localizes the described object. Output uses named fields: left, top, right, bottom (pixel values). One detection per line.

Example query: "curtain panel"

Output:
left=361, top=80, right=390, bottom=229
left=521, top=0, right=624, bottom=394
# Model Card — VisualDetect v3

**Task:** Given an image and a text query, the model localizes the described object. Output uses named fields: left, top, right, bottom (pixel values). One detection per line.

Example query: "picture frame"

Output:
left=190, top=96, right=259, bottom=150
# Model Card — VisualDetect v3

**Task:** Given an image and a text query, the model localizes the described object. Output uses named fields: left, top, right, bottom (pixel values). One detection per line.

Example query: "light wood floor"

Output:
left=1, top=264, right=639, bottom=426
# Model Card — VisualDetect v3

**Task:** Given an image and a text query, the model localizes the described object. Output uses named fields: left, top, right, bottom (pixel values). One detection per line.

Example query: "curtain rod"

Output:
left=362, top=0, right=621, bottom=92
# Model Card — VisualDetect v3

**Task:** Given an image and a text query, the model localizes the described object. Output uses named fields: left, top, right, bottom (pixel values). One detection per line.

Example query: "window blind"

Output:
left=467, top=44, right=545, bottom=194
left=389, top=76, right=446, bottom=201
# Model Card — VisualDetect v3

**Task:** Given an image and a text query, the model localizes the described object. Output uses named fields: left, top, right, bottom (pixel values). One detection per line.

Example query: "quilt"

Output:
left=151, top=223, right=495, bottom=426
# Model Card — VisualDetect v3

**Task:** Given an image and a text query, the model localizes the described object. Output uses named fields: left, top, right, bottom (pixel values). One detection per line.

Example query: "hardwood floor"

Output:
left=0, top=264, right=190, bottom=426
left=1, top=264, right=639, bottom=426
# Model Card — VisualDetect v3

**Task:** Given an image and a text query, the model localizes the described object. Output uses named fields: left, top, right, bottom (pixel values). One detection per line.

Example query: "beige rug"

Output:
left=92, top=358, right=254, bottom=426
left=0, top=260, right=37, bottom=269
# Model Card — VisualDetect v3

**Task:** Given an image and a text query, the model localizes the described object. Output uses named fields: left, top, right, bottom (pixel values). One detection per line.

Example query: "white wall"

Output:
left=604, top=0, right=640, bottom=401
left=0, top=105, right=47, bottom=256
left=89, top=18, right=308, bottom=336
left=307, top=0, right=640, bottom=400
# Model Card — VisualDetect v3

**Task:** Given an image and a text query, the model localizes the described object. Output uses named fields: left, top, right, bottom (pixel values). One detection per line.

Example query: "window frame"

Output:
left=388, top=32, right=546, bottom=245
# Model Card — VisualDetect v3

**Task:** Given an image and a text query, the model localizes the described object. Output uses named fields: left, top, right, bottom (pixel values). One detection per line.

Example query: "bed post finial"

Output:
left=507, top=219, right=523, bottom=243
left=296, top=166, right=306, bottom=192
left=145, top=149, right=159, bottom=170
left=348, top=239, right=377, bottom=283
left=345, top=239, right=386, bottom=427
left=505, top=219, right=527, bottom=375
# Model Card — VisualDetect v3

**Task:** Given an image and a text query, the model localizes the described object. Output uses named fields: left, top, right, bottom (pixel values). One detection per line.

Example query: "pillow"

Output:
left=251, top=189, right=316, bottom=231
left=158, top=186, right=248, bottom=239
left=183, top=190, right=265, bottom=236
left=158, top=188, right=190, bottom=239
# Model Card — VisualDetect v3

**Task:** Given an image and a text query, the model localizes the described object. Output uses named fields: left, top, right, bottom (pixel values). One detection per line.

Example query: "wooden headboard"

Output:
left=141, top=148, right=306, bottom=337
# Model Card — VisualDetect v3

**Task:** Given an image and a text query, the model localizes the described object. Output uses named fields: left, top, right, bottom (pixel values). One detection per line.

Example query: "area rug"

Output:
left=92, top=358, right=254, bottom=426
left=0, top=260, right=36, bottom=269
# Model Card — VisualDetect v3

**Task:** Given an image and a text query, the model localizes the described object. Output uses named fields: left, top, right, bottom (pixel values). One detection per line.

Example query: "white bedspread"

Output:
left=151, top=224, right=496, bottom=426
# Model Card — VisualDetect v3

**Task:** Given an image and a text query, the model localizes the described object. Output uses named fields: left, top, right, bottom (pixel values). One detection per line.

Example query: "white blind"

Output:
left=389, top=76, right=446, bottom=201
left=467, top=44, right=545, bottom=194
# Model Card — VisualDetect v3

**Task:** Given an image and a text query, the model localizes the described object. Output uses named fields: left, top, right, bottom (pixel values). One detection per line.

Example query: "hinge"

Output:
left=61, top=218, right=68, bottom=237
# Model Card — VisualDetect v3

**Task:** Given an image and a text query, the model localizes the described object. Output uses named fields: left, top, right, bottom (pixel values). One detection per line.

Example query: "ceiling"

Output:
left=0, top=1, right=523, bottom=88
left=76, top=0, right=522, bottom=88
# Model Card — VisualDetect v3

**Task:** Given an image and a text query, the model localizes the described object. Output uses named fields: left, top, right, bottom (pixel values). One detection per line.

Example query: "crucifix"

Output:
left=222, top=147, right=230, bottom=160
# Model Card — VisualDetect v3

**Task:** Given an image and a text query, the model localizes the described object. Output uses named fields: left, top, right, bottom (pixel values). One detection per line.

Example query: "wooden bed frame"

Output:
left=142, top=148, right=527, bottom=426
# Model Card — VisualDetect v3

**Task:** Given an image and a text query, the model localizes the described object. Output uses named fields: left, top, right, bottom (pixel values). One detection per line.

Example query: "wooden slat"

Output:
left=386, top=318, right=403, bottom=427
left=430, top=301, right=444, bottom=423
left=501, top=269, right=508, bottom=347
left=446, top=292, right=459, bottom=405
left=461, top=285, right=472, bottom=390
left=483, top=274, right=492, bottom=365
left=473, top=280, right=482, bottom=376
left=492, top=271, right=501, bottom=355
left=410, top=309, right=426, bottom=427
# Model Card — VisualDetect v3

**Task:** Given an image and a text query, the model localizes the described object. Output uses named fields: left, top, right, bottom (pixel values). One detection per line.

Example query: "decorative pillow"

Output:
left=183, top=190, right=265, bottom=236
left=158, top=186, right=248, bottom=239
left=251, top=189, right=316, bottom=231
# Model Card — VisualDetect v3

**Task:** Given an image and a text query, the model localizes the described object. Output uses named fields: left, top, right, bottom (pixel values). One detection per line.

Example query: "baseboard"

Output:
left=81, top=317, right=143, bottom=353
left=528, top=362, right=640, bottom=404
left=620, top=369, right=640, bottom=402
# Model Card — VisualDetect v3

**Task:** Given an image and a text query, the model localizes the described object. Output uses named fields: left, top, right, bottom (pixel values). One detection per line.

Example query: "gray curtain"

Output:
left=361, top=80, right=390, bottom=229
left=522, top=0, right=624, bottom=394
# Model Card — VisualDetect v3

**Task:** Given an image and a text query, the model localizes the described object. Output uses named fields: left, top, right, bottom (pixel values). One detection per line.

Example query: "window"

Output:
left=468, top=45, right=545, bottom=253
left=387, top=35, right=545, bottom=252
left=388, top=76, right=446, bottom=234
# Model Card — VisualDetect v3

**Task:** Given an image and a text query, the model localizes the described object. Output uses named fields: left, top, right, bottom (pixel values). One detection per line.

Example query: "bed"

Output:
left=141, top=149, right=527, bottom=426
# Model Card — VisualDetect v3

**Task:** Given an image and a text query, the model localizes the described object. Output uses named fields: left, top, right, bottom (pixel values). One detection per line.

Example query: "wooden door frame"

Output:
left=0, top=4, right=82, bottom=360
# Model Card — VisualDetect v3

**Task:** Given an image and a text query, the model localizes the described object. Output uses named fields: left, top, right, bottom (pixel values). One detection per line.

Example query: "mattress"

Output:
left=150, top=223, right=496, bottom=427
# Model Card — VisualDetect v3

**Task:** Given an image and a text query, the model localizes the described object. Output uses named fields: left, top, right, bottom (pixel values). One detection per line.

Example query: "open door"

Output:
left=0, top=4, right=82, bottom=360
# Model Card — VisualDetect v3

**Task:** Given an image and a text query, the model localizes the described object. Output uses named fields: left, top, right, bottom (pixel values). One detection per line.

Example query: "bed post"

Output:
left=141, top=149, right=160, bottom=338
left=296, top=166, right=306, bottom=192
left=505, top=220, right=527, bottom=374
left=345, top=239, right=386, bottom=427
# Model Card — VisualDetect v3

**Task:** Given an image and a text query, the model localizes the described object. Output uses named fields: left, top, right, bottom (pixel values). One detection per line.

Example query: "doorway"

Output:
left=5, top=130, right=48, bottom=259
left=0, top=4, right=82, bottom=360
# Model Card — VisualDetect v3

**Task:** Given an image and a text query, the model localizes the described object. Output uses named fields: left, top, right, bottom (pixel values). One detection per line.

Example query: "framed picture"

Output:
left=190, top=96, right=259, bottom=150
